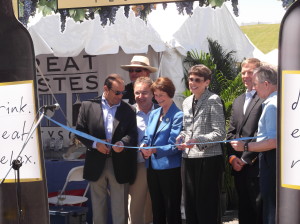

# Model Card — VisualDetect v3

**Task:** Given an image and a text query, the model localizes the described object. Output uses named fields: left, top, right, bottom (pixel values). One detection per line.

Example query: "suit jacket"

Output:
left=227, top=92, right=264, bottom=176
left=75, top=98, right=138, bottom=184
left=142, top=102, right=183, bottom=170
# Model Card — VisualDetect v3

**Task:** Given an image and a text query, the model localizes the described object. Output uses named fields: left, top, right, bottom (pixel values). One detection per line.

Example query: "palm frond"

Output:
left=208, top=38, right=238, bottom=80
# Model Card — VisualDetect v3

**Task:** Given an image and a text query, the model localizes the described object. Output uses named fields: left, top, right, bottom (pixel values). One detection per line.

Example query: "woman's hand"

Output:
left=140, top=144, right=156, bottom=159
left=183, top=139, right=198, bottom=149
left=176, top=135, right=186, bottom=150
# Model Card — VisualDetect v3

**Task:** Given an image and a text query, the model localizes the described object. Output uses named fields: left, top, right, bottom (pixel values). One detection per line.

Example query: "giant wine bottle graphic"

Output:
left=278, top=0, right=300, bottom=223
left=0, top=0, right=49, bottom=223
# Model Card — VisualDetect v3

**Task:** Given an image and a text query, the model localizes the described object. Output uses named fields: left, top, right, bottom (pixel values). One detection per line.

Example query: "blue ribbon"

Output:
left=44, top=115, right=265, bottom=149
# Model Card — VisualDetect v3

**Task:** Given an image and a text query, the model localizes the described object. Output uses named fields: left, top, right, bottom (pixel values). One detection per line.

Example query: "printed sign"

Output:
left=0, top=81, right=42, bottom=182
left=281, top=71, right=300, bottom=189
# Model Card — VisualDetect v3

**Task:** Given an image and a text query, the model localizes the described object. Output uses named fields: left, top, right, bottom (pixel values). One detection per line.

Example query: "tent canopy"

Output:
left=29, top=7, right=166, bottom=57
left=29, top=4, right=254, bottom=62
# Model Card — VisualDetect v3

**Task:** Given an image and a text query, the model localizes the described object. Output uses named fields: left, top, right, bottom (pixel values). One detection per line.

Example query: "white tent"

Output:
left=264, top=49, right=278, bottom=66
left=171, top=4, right=254, bottom=61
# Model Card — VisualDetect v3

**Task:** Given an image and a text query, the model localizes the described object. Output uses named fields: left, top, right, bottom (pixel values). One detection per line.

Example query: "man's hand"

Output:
left=112, top=141, right=124, bottom=153
left=231, top=157, right=246, bottom=172
left=96, top=140, right=110, bottom=154
left=230, top=141, right=245, bottom=152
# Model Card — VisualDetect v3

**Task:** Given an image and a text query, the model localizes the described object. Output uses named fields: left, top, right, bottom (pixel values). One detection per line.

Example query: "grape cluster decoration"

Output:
left=17, top=0, right=293, bottom=32
left=282, top=0, right=295, bottom=8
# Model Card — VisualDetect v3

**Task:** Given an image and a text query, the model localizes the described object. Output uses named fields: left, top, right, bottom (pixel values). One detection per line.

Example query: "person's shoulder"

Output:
left=81, top=99, right=100, bottom=106
left=182, top=95, right=193, bottom=105
left=174, top=109, right=183, bottom=118
left=120, top=100, right=135, bottom=111
left=236, top=92, right=246, bottom=100
left=172, top=102, right=182, bottom=112
left=206, top=90, right=221, bottom=102
left=125, top=82, right=133, bottom=90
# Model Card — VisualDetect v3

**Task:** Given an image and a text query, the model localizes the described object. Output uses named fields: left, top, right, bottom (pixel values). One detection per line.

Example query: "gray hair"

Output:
left=253, top=64, right=277, bottom=85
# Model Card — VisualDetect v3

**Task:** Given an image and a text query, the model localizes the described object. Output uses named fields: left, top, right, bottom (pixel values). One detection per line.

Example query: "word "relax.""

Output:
left=0, top=150, right=33, bottom=166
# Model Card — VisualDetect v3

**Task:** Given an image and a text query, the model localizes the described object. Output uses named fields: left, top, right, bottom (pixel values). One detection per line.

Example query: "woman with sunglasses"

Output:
left=140, top=77, right=183, bottom=224
left=176, top=64, right=226, bottom=224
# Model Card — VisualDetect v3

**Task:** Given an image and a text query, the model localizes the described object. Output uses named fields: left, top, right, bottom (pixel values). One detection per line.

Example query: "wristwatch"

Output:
left=244, top=142, right=249, bottom=152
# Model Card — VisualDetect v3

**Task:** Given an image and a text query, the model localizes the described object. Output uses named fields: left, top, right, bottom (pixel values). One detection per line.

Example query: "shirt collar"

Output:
left=135, top=103, right=154, bottom=115
left=263, top=91, right=277, bottom=105
left=246, top=90, right=256, bottom=97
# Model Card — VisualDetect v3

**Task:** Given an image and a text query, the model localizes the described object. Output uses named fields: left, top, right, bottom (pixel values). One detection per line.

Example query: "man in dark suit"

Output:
left=227, top=58, right=264, bottom=224
left=76, top=74, right=137, bottom=224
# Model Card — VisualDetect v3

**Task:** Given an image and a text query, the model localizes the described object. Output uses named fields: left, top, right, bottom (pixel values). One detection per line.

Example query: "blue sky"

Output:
left=226, top=0, right=286, bottom=25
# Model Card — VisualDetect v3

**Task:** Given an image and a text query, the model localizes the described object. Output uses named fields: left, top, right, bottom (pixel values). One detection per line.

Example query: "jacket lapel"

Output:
left=151, top=103, right=176, bottom=144
left=92, top=99, right=106, bottom=138
left=193, top=90, right=209, bottom=117
left=240, top=93, right=260, bottom=129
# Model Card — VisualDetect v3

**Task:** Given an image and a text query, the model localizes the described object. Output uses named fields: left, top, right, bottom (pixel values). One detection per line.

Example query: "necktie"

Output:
left=243, top=92, right=252, bottom=114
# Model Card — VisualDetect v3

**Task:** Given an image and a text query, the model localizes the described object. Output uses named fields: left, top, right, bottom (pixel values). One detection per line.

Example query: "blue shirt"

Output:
left=92, top=95, right=120, bottom=148
left=257, top=91, right=277, bottom=142
left=136, top=104, right=155, bottom=163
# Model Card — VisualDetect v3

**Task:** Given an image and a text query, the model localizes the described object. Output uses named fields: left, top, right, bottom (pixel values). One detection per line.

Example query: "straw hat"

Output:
left=121, top=55, right=158, bottom=73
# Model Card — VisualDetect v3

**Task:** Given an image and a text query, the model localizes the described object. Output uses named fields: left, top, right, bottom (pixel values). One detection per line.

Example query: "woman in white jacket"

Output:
left=176, top=64, right=226, bottom=224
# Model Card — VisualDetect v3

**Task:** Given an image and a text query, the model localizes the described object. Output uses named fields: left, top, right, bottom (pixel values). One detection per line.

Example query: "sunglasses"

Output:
left=129, top=69, right=143, bottom=73
left=189, top=77, right=205, bottom=83
left=110, top=89, right=127, bottom=96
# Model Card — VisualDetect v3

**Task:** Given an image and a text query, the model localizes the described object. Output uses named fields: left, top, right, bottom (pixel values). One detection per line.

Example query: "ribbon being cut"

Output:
left=44, top=115, right=266, bottom=150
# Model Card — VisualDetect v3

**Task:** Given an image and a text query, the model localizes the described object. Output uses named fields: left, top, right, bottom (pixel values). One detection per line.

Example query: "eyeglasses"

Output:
left=110, top=89, right=127, bottom=95
left=189, top=77, right=205, bottom=83
left=129, top=69, right=144, bottom=73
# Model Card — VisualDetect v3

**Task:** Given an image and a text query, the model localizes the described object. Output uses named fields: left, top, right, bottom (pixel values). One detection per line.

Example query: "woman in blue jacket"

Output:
left=140, top=77, right=183, bottom=224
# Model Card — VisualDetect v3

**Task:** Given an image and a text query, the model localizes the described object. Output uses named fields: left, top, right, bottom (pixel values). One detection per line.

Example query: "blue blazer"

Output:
left=142, top=102, right=183, bottom=170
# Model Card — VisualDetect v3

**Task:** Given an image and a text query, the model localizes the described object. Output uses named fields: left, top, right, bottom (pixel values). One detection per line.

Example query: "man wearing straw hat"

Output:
left=121, top=55, right=158, bottom=105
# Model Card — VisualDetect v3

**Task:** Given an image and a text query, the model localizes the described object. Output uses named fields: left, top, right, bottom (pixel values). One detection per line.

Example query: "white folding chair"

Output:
left=48, top=165, right=89, bottom=206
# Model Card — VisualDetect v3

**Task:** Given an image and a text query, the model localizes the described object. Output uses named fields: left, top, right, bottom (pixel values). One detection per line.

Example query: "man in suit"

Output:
left=76, top=73, right=137, bottom=224
left=227, top=58, right=264, bottom=224
left=231, top=64, right=277, bottom=224
left=120, top=55, right=157, bottom=105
